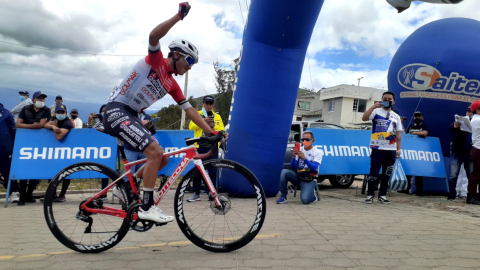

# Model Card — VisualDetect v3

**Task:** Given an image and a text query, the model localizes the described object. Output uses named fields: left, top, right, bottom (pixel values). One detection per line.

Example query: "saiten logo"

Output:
left=398, top=63, right=480, bottom=95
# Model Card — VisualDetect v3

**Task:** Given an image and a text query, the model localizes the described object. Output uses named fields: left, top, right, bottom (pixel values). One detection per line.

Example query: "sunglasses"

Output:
left=179, top=52, right=195, bottom=66
left=301, top=138, right=312, bottom=142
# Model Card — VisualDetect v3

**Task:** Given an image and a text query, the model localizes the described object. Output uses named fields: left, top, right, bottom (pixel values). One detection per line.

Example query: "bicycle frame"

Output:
left=80, top=144, right=222, bottom=220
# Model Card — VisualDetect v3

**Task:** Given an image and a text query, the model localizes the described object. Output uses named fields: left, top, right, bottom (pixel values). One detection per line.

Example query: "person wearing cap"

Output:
left=43, top=104, right=74, bottom=202
left=447, top=107, right=473, bottom=200
left=70, top=109, right=83, bottom=129
left=50, top=95, right=67, bottom=118
left=11, top=91, right=33, bottom=122
left=467, top=100, right=480, bottom=205
left=187, top=95, right=227, bottom=202
left=402, top=111, right=429, bottom=196
left=15, top=91, right=51, bottom=205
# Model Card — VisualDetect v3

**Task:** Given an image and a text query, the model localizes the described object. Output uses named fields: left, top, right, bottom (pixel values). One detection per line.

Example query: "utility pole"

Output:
left=357, top=77, right=364, bottom=86
left=180, top=71, right=188, bottom=130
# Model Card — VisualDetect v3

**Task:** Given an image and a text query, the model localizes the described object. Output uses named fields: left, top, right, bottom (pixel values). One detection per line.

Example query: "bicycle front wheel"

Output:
left=174, top=159, right=266, bottom=252
left=44, top=162, right=130, bottom=253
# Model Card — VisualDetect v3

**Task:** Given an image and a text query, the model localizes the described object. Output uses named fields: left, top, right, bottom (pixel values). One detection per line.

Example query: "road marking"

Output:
left=0, top=234, right=281, bottom=260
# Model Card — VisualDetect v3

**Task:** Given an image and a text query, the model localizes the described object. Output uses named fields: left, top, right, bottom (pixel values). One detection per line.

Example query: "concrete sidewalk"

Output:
left=1, top=189, right=480, bottom=270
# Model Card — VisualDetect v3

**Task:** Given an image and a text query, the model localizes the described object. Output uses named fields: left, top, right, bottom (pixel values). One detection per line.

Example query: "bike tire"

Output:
left=174, top=159, right=266, bottom=252
left=44, top=162, right=130, bottom=253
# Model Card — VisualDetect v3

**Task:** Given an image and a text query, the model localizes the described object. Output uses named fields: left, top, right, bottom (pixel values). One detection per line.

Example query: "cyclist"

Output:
left=104, top=2, right=219, bottom=224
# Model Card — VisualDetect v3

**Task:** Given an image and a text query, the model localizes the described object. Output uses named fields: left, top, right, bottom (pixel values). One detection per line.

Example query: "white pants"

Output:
left=456, top=164, right=468, bottom=197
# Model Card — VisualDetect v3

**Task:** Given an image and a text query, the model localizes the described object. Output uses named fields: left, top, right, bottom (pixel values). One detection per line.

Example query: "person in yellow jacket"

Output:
left=187, top=95, right=226, bottom=202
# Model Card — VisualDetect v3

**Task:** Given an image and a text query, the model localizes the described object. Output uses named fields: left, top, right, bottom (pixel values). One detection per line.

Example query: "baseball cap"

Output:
left=413, top=111, right=422, bottom=117
left=470, top=101, right=480, bottom=112
left=33, top=91, right=47, bottom=99
left=55, top=104, right=67, bottom=112
left=203, top=95, right=214, bottom=103
left=19, top=91, right=29, bottom=95
left=56, top=95, right=62, bottom=100
left=71, top=108, right=78, bottom=113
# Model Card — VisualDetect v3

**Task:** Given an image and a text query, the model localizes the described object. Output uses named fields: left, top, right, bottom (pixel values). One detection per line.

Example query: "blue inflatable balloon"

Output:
left=223, top=0, right=325, bottom=197
left=388, top=18, right=480, bottom=157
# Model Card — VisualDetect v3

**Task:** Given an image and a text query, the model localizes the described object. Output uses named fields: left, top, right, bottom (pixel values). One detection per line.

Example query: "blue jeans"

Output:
left=279, top=169, right=316, bottom=204
left=449, top=151, right=472, bottom=198
left=123, top=148, right=147, bottom=182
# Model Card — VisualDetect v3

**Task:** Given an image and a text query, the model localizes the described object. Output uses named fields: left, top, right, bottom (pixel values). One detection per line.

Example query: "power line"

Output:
left=0, top=40, right=144, bottom=57
left=237, top=0, right=245, bottom=25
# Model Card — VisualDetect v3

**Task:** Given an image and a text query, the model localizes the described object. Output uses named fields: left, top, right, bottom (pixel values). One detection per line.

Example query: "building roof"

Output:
left=319, top=84, right=386, bottom=101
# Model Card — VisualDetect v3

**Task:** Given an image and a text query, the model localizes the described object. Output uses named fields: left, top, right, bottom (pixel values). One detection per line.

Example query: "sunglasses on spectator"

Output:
left=179, top=52, right=195, bottom=66
left=301, top=138, right=312, bottom=142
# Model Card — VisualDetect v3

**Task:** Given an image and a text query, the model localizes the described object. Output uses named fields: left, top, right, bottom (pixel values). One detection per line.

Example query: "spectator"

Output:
left=362, top=92, right=403, bottom=204
left=49, top=95, right=66, bottom=118
left=447, top=107, right=473, bottom=200
left=276, top=131, right=322, bottom=204
left=15, top=91, right=51, bottom=205
left=70, top=108, right=83, bottom=129
left=86, top=104, right=110, bottom=196
left=187, top=95, right=226, bottom=202
left=11, top=91, right=33, bottom=122
left=467, top=101, right=480, bottom=205
left=402, top=111, right=429, bottom=196
left=43, top=104, right=74, bottom=202
left=0, top=102, right=19, bottom=203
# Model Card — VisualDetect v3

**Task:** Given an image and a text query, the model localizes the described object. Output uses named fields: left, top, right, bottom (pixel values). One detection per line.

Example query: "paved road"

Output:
left=1, top=189, right=480, bottom=270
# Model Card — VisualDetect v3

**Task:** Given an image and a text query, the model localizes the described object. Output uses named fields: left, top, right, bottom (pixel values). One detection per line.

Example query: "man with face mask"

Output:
left=404, top=111, right=429, bottom=196
left=70, top=109, right=82, bottom=129
left=15, top=91, right=51, bottom=205
left=362, top=92, right=403, bottom=204
left=11, top=91, right=32, bottom=122
left=447, top=107, right=473, bottom=200
left=276, top=131, right=323, bottom=204
left=42, top=104, right=74, bottom=202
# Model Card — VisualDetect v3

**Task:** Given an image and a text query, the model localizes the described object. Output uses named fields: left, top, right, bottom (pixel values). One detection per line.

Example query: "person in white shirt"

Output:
left=362, top=92, right=403, bottom=204
left=276, top=131, right=323, bottom=204
left=11, top=91, right=33, bottom=122
left=467, top=100, right=480, bottom=205
left=70, top=109, right=83, bottom=129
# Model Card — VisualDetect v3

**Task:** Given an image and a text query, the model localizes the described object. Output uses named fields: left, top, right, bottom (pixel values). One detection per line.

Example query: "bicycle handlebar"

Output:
left=185, top=131, right=226, bottom=160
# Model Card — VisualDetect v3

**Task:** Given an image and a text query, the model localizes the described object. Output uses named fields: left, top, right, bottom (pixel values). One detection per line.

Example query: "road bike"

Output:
left=43, top=131, right=266, bottom=253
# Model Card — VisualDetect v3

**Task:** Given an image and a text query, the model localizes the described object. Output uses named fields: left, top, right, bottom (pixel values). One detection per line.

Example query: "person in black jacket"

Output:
left=0, top=102, right=19, bottom=203
left=447, top=107, right=473, bottom=200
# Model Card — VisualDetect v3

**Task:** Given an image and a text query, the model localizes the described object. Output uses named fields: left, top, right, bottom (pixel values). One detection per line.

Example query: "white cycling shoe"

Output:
left=138, top=205, right=174, bottom=224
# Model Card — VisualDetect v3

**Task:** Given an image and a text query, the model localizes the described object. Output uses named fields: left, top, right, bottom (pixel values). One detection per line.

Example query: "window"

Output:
left=353, top=99, right=367, bottom=113
left=297, top=101, right=310, bottom=110
left=328, top=99, right=335, bottom=112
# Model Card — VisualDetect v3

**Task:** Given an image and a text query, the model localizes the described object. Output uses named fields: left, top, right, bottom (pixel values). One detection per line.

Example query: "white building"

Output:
left=319, top=85, right=386, bottom=128
left=293, top=91, right=322, bottom=122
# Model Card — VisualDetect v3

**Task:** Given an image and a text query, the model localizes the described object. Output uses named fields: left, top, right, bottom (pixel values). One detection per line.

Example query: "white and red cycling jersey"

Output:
left=108, top=43, right=191, bottom=112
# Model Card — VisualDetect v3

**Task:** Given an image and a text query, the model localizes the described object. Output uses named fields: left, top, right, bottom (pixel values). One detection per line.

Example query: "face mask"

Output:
left=56, top=114, right=66, bottom=121
left=101, top=113, right=104, bottom=117
left=71, top=115, right=78, bottom=119
left=302, top=140, right=312, bottom=147
left=35, top=101, right=45, bottom=108
left=383, top=100, right=393, bottom=109
left=414, top=118, right=422, bottom=124
left=20, top=96, right=26, bottom=102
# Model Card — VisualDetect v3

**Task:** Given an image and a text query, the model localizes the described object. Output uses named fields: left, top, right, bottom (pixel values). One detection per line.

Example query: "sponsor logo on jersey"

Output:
left=398, top=63, right=480, bottom=95
left=120, top=71, right=140, bottom=95
left=120, top=121, right=130, bottom=129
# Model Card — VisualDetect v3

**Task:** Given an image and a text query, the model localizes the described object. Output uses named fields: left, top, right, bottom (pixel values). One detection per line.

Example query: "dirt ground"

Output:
left=317, top=177, right=480, bottom=219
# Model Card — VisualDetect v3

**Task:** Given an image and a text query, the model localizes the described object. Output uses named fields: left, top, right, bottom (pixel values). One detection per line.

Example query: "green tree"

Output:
left=213, top=57, right=239, bottom=125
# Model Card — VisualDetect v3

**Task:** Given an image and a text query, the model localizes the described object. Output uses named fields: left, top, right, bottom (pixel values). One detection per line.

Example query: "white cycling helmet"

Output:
left=168, top=39, right=199, bottom=64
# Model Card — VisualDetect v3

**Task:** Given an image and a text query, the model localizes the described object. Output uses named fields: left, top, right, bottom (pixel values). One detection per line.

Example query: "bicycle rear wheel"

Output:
left=44, top=162, right=130, bottom=253
left=174, top=159, right=266, bottom=252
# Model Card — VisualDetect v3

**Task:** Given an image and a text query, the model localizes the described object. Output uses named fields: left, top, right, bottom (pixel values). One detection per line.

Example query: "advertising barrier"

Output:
left=309, top=129, right=446, bottom=178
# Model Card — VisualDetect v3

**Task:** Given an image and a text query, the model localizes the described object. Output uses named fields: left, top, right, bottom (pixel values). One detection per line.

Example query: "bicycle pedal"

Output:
left=155, top=222, right=167, bottom=227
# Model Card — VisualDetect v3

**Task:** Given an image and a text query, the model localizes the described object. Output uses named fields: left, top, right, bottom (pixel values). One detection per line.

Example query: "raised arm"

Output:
left=149, top=2, right=191, bottom=47
left=362, top=102, right=383, bottom=121
left=185, top=107, right=215, bottom=135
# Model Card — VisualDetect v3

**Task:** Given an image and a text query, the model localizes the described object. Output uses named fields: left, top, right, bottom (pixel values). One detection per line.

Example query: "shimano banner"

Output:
left=10, top=129, right=118, bottom=180
left=9, top=129, right=197, bottom=180
left=308, top=129, right=446, bottom=178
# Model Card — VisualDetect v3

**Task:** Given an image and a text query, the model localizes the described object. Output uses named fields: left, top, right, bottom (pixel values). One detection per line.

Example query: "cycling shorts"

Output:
left=103, top=102, right=161, bottom=152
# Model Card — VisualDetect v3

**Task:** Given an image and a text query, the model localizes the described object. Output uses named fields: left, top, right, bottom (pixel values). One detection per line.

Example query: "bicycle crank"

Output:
left=127, top=203, right=154, bottom=232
